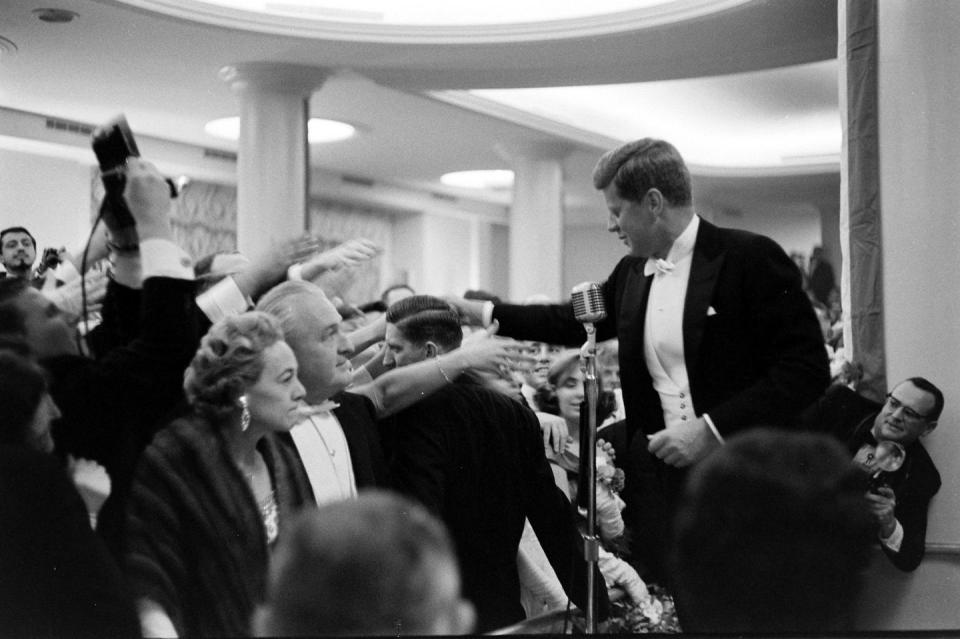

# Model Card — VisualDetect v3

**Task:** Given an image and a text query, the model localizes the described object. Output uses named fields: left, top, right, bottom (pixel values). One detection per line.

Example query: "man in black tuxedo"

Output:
left=799, top=377, right=943, bottom=571
left=448, top=139, right=829, bottom=576
left=256, top=280, right=519, bottom=505
left=0, top=159, right=202, bottom=555
left=0, top=446, right=140, bottom=638
left=383, top=295, right=602, bottom=632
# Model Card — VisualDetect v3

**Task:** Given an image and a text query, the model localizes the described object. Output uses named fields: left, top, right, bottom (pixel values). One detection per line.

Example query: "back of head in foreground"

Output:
left=253, top=490, right=476, bottom=636
left=669, top=428, right=874, bottom=634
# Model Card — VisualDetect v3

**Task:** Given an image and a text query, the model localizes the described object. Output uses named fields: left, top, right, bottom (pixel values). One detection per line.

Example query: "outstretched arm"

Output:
left=351, top=325, right=518, bottom=417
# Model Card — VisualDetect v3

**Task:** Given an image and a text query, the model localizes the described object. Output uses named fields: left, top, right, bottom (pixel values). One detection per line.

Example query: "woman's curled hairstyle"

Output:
left=183, top=311, right=285, bottom=422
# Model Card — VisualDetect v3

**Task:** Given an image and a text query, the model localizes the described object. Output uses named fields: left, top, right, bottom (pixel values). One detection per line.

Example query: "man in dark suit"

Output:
left=799, top=377, right=943, bottom=571
left=255, top=280, right=519, bottom=503
left=0, top=159, right=202, bottom=555
left=0, top=446, right=141, bottom=638
left=448, top=139, right=829, bottom=576
left=383, top=295, right=602, bottom=632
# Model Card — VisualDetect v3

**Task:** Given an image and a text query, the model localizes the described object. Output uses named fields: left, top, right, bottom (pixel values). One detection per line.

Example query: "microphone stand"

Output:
left=579, top=322, right=600, bottom=634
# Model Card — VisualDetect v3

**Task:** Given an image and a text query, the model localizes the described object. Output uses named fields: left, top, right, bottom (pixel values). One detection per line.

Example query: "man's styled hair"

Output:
left=902, top=376, right=945, bottom=422
left=386, top=294, right=462, bottom=352
left=670, top=428, right=874, bottom=633
left=0, top=227, right=37, bottom=249
left=256, top=491, right=469, bottom=636
left=380, top=283, right=415, bottom=305
left=591, top=138, right=692, bottom=207
left=256, top=280, right=333, bottom=341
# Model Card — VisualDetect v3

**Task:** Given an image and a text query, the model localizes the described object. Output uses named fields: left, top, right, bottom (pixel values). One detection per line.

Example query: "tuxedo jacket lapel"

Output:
left=617, top=260, right=653, bottom=361
left=683, top=220, right=725, bottom=386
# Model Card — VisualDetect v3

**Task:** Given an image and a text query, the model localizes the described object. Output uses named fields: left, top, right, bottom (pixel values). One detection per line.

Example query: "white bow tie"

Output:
left=644, top=258, right=676, bottom=276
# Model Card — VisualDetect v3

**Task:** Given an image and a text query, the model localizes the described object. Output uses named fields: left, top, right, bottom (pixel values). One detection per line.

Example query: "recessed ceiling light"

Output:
left=205, top=117, right=356, bottom=143
left=32, top=8, right=79, bottom=23
left=441, top=170, right=514, bottom=190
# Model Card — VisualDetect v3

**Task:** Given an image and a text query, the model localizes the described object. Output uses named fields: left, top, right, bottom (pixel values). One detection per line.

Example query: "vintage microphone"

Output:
left=570, top=282, right=607, bottom=634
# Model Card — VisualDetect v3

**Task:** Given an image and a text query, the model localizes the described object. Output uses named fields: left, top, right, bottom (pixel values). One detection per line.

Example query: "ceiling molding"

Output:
left=428, top=91, right=619, bottom=151
left=113, top=0, right=751, bottom=43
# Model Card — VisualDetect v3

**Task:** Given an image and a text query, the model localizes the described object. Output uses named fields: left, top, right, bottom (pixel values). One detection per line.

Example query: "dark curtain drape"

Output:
left=845, top=0, right=885, bottom=401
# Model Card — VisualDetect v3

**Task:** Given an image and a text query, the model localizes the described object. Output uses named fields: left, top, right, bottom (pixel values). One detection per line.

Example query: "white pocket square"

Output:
left=707, top=306, right=718, bottom=316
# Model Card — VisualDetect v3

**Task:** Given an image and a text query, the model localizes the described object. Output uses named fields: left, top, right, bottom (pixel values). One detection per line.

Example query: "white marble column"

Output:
left=498, top=141, right=572, bottom=302
left=219, top=63, right=330, bottom=256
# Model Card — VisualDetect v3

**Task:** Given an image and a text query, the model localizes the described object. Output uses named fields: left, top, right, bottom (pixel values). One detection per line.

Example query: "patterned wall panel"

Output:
left=170, top=182, right=237, bottom=261
left=90, top=173, right=398, bottom=306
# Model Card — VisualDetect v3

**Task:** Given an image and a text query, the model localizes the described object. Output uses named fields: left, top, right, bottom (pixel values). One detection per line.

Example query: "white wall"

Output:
left=420, top=213, right=474, bottom=297
left=563, top=224, right=627, bottom=300
left=878, top=0, right=960, bottom=563
left=709, top=200, right=823, bottom=259
left=0, top=147, right=94, bottom=261
left=560, top=198, right=823, bottom=301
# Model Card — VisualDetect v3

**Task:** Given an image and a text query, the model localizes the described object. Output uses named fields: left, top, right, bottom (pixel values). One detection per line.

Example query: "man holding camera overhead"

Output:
left=0, top=157, right=202, bottom=554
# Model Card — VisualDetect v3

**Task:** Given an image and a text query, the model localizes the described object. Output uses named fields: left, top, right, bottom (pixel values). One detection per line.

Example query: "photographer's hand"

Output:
left=122, top=158, right=174, bottom=242
left=866, top=486, right=898, bottom=538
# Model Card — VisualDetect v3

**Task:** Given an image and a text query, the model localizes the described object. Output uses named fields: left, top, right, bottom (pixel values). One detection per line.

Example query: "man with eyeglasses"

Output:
left=800, top=377, right=944, bottom=570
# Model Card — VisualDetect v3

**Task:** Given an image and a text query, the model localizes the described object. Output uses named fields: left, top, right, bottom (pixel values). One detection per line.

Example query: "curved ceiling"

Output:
left=115, top=0, right=750, bottom=42
left=0, top=0, right=839, bottom=207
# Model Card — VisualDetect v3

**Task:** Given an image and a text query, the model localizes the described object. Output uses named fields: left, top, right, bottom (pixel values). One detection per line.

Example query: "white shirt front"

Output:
left=643, top=216, right=700, bottom=430
left=290, top=411, right=358, bottom=506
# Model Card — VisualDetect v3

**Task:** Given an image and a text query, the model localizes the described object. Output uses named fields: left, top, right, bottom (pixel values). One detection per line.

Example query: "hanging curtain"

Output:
left=842, top=0, right=885, bottom=401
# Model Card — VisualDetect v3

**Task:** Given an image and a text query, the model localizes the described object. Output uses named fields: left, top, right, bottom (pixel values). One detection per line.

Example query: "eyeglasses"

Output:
left=885, top=393, right=930, bottom=421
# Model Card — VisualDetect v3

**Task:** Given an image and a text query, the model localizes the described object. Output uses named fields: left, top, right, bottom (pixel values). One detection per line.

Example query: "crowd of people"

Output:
left=0, top=139, right=945, bottom=637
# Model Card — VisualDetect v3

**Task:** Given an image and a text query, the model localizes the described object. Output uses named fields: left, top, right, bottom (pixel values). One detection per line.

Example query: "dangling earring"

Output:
left=239, top=395, right=251, bottom=432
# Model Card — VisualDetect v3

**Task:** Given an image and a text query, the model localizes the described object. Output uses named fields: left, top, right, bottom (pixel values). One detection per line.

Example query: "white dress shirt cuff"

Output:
left=137, top=599, right=178, bottom=638
left=195, top=277, right=253, bottom=324
left=55, top=259, right=80, bottom=283
left=139, top=239, right=194, bottom=281
left=880, top=519, right=904, bottom=552
left=287, top=263, right=304, bottom=281
left=702, top=413, right=724, bottom=444
left=350, top=365, right=374, bottom=387
left=481, top=300, right=495, bottom=327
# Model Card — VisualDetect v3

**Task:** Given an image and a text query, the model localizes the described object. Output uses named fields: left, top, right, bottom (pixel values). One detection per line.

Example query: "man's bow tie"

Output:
left=644, top=258, right=676, bottom=276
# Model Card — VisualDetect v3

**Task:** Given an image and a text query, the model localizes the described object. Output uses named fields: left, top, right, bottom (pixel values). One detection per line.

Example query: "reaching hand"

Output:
left=121, top=158, right=174, bottom=241
left=233, top=234, right=320, bottom=300
left=301, top=238, right=381, bottom=282
left=43, top=269, right=108, bottom=321
left=866, top=486, right=898, bottom=538
left=647, top=417, right=721, bottom=467
left=598, top=551, right=649, bottom=605
left=536, top=412, right=569, bottom=455
left=597, top=438, right=616, bottom=462
left=594, top=482, right=626, bottom=540
left=455, top=325, right=519, bottom=375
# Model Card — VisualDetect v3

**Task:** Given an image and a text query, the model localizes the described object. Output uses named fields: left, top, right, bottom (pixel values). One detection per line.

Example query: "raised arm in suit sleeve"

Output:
left=884, top=452, right=941, bottom=571
left=491, top=258, right=631, bottom=346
